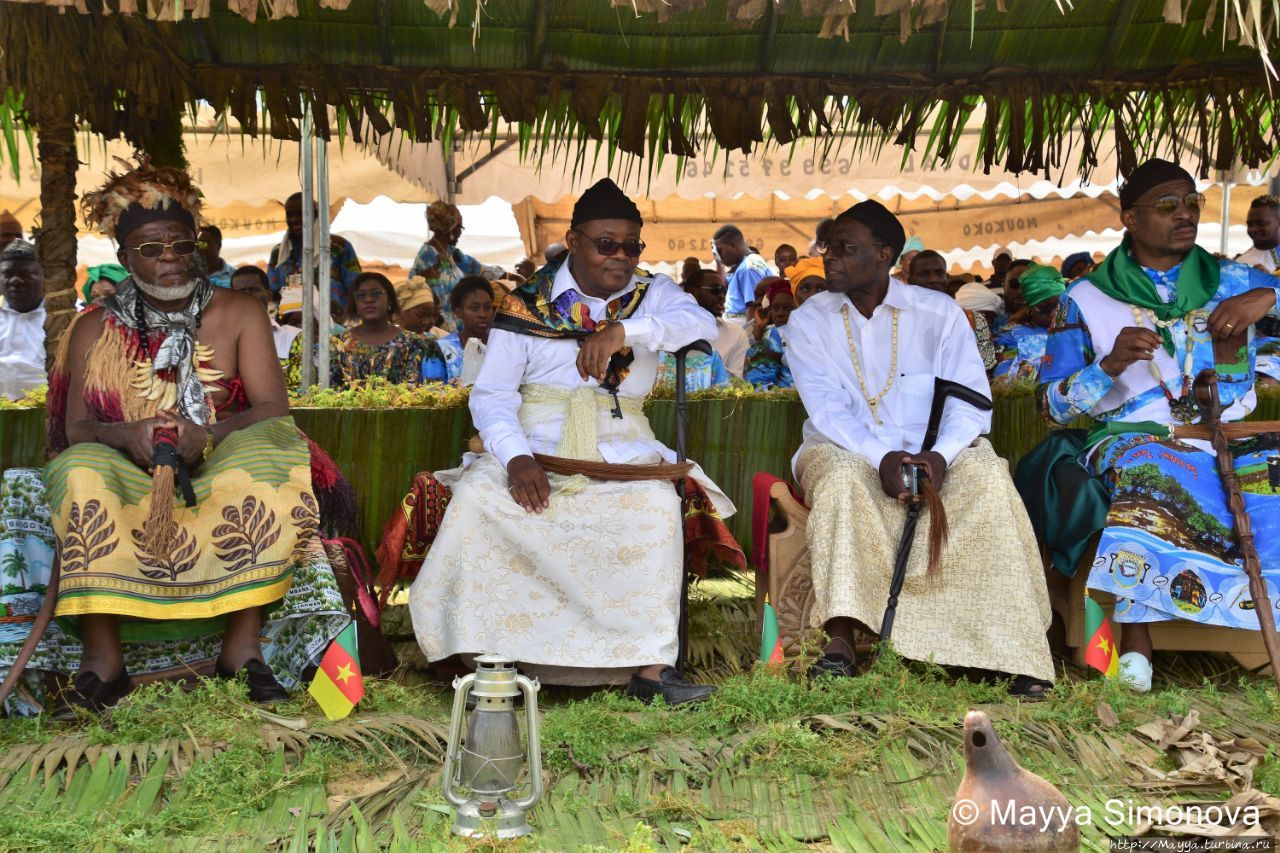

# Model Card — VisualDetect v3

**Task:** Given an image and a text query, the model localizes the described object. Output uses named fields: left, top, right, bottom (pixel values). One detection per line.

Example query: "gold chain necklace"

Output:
left=841, top=303, right=899, bottom=425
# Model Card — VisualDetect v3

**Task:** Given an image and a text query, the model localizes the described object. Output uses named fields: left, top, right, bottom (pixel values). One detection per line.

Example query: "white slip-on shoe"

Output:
left=1118, top=652, right=1153, bottom=693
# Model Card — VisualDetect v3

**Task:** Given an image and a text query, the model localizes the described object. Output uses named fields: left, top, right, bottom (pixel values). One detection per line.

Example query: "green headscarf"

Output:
left=1085, top=234, right=1219, bottom=354
left=83, top=263, right=130, bottom=303
left=1019, top=264, right=1066, bottom=309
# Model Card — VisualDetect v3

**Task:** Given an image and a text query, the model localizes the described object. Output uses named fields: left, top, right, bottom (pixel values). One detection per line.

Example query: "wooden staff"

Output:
left=1193, top=369, right=1280, bottom=690
left=0, top=557, right=61, bottom=710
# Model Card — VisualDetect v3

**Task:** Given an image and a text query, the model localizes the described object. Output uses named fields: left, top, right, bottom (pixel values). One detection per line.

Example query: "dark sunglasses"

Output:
left=125, top=240, right=199, bottom=259
left=1132, top=192, right=1205, bottom=214
left=815, top=240, right=880, bottom=260
left=572, top=228, right=645, bottom=258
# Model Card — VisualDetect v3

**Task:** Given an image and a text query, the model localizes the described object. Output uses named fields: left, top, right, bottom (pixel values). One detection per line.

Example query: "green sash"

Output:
left=1086, top=235, right=1219, bottom=354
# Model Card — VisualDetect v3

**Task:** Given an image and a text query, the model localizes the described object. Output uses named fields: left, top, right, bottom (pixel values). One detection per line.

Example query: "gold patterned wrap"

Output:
left=46, top=417, right=317, bottom=630
left=797, top=439, right=1055, bottom=682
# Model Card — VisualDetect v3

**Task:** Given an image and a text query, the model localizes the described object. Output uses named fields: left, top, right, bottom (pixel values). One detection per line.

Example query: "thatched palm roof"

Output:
left=0, top=0, right=1277, bottom=180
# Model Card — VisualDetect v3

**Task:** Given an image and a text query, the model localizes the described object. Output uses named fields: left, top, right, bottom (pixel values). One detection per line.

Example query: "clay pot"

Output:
left=948, top=710, right=1080, bottom=852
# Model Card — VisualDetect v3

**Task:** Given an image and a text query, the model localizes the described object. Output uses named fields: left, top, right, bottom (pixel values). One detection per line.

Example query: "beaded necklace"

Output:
left=1129, top=303, right=1199, bottom=423
left=841, top=303, right=899, bottom=425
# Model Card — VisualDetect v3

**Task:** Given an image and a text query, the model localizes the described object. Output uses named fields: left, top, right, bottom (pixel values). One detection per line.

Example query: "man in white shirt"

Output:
left=785, top=201, right=1054, bottom=695
left=409, top=179, right=737, bottom=704
left=684, top=269, right=749, bottom=377
left=1237, top=195, right=1280, bottom=272
left=0, top=239, right=46, bottom=399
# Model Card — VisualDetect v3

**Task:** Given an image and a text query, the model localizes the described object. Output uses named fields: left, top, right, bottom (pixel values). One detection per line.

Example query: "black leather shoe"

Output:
left=214, top=658, right=290, bottom=704
left=625, top=667, right=716, bottom=706
left=53, top=668, right=132, bottom=718
left=809, top=652, right=856, bottom=679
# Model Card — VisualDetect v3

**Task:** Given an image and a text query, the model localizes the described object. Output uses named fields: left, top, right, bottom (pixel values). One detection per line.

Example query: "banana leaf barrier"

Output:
left=5, top=390, right=1280, bottom=560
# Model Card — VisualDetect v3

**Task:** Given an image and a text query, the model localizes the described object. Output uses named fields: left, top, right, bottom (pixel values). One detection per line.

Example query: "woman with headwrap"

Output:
left=786, top=258, right=827, bottom=306
left=1060, top=251, right=1095, bottom=281
left=395, top=276, right=449, bottom=339
left=79, top=264, right=130, bottom=310
left=743, top=277, right=796, bottom=389
left=991, top=264, right=1065, bottom=391
left=408, top=201, right=504, bottom=332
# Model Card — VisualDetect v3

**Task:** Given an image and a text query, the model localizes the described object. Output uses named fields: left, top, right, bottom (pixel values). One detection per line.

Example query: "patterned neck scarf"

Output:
left=493, top=255, right=651, bottom=400
left=102, top=276, right=217, bottom=425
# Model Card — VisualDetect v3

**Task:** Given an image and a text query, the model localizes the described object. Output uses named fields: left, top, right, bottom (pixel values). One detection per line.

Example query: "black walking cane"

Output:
left=673, top=339, right=713, bottom=675
left=879, top=379, right=993, bottom=645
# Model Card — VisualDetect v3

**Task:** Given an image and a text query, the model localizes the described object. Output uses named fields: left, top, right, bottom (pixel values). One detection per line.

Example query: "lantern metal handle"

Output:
left=512, top=674, right=543, bottom=811
left=442, top=673, right=475, bottom=808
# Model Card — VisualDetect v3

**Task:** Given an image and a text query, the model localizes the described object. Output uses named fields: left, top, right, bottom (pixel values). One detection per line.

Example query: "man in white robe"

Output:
left=785, top=201, right=1055, bottom=695
left=409, top=179, right=735, bottom=704
left=0, top=239, right=46, bottom=399
left=1237, top=195, right=1280, bottom=272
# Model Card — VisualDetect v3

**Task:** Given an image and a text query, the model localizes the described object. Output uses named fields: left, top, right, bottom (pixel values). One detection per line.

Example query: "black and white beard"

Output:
left=135, top=275, right=200, bottom=303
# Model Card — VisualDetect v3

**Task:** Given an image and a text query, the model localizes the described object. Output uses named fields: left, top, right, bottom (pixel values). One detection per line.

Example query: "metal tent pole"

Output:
left=1218, top=169, right=1233, bottom=257
left=300, top=106, right=316, bottom=391
left=317, top=132, right=332, bottom=389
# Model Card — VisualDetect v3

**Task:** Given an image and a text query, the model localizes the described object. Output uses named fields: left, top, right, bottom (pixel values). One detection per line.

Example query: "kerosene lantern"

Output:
left=442, top=654, right=543, bottom=838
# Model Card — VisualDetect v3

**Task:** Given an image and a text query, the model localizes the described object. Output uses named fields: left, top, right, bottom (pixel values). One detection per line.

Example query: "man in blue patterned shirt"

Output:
left=1038, top=158, right=1280, bottom=692
left=266, top=192, right=362, bottom=317
left=714, top=224, right=771, bottom=320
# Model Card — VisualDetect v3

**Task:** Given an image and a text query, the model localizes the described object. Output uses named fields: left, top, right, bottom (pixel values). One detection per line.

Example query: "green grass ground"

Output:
left=1, top=579, right=1278, bottom=851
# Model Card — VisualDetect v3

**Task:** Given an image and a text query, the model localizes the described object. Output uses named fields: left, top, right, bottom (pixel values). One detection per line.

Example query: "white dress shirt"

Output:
left=0, top=304, right=46, bottom=399
left=785, top=281, right=992, bottom=474
left=471, top=259, right=718, bottom=468
left=271, top=318, right=301, bottom=361
left=714, top=318, right=750, bottom=378
left=1237, top=245, right=1279, bottom=273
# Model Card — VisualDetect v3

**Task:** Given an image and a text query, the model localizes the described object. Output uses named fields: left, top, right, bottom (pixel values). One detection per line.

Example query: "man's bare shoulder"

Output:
left=68, top=306, right=108, bottom=342
left=204, top=288, right=271, bottom=329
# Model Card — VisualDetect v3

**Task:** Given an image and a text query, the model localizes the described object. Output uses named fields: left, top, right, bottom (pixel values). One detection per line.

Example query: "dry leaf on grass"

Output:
left=1131, top=711, right=1267, bottom=792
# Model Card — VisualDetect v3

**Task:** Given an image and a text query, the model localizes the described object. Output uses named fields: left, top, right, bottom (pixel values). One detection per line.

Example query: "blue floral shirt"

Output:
left=656, top=350, right=731, bottom=392
left=1039, top=258, right=1280, bottom=425
left=744, top=325, right=794, bottom=390
left=408, top=243, right=503, bottom=331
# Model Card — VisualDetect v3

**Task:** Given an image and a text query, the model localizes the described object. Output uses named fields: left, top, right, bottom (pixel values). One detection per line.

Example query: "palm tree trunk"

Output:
left=36, top=115, right=78, bottom=371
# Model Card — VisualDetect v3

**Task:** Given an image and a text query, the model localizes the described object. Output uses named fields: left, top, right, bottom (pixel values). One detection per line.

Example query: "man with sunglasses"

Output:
left=1039, top=158, right=1280, bottom=692
left=409, top=178, right=741, bottom=705
left=17, top=160, right=352, bottom=714
left=784, top=199, right=1055, bottom=697
left=684, top=269, right=749, bottom=378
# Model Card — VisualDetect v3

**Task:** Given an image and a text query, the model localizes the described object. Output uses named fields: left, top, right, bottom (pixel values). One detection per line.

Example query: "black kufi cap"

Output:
left=1119, top=158, right=1195, bottom=210
left=116, top=202, right=197, bottom=246
left=0, top=238, right=35, bottom=262
left=835, top=199, right=906, bottom=259
left=571, top=178, right=643, bottom=227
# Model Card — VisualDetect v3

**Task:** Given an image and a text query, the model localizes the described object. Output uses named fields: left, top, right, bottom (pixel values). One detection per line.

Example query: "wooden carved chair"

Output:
left=756, top=479, right=817, bottom=658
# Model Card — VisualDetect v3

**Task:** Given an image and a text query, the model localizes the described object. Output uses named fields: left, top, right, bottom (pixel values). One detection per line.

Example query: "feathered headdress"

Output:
left=80, top=156, right=204, bottom=242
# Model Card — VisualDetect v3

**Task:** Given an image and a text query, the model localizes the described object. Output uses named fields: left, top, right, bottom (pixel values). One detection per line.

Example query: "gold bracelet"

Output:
left=201, top=427, right=215, bottom=464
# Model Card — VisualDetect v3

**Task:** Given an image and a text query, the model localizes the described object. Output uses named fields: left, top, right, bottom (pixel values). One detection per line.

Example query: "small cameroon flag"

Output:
left=309, top=621, right=365, bottom=720
left=1084, top=596, right=1119, bottom=678
left=760, top=595, right=785, bottom=665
